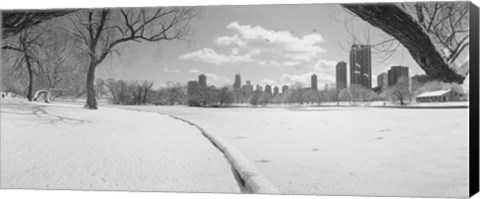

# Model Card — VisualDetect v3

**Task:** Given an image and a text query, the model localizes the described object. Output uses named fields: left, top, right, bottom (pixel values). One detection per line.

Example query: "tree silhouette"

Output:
left=69, top=8, right=198, bottom=109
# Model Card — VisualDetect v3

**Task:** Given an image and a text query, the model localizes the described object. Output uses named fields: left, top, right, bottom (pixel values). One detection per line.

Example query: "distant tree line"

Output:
left=88, top=73, right=465, bottom=107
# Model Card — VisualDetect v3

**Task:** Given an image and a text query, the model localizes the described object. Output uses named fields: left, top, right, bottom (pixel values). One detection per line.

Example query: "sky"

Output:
left=95, top=3, right=426, bottom=89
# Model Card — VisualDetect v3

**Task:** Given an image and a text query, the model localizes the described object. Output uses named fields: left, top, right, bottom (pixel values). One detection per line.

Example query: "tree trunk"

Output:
left=24, top=55, right=34, bottom=101
left=143, top=88, right=148, bottom=104
left=84, top=62, right=98, bottom=109
left=342, top=4, right=465, bottom=83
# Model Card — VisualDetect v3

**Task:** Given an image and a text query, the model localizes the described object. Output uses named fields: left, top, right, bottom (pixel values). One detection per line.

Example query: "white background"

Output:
left=1, top=0, right=479, bottom=199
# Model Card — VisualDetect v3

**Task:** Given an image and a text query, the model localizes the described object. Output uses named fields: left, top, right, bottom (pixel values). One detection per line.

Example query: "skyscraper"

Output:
left=256, top=84, right=262, bottom=92
left=245, top=80, right=254, bottom=95
left=282, top=85, right=289, bottom=94
left=377, top=72, right=388, bottom=90
left=273, top=86, right=279, bottom=96
left=387, top=66, right=409, bottom=86
left=336, top=61, right=347, bottom=90
left=350, top=44, right=372, bottom=88
left=198, top=74, right=207, bottom=87
left=311, top=74, right=318, bottom=90
left=265, top=85, right=272, bottom=95
left=233, top=74, right=241, bottom=89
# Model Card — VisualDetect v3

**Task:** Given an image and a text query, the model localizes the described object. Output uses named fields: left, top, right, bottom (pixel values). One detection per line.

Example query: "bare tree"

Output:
left=338, top=87, right=353, bottom=103
left=94, top=79, right=108, bottom=99
left=331, top=7, right=402, bottom=65
left=289, top=82, right=306, bottom=104
left=68, top=8, right=199, bottom=109
left=35, top=29, right=75, bottom=92
left=405, top=2, right=469, bottom=66
left=381, top=76, right=411, bottom=105
left=105, top=78, right=119, bottom=103
left=339, top=84, right=377, bottom=103
left=141, top=80, right=154, bottom=104
left=303, top=89, right=320, bottom=104
left=217, top=87, right=233, bottom=105
left=342, top=2, right=469, bottom=83
left=164, top=82, right=186, bottom=105
left=2, top=10, right=76, bottom=39
left=1, top=50, right=28, bottom=95
left=2, top=25, right=48, bottom=101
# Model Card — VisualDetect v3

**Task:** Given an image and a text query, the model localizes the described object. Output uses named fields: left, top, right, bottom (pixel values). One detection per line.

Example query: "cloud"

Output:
left=163, top=68, right=181, bottom=73
left=224, top=22, right=326, bottom=61
left=283, top=61, right=301, bottom=66
left=189, top=69, right=201, bottom=73
left=179, top=48, right=253, bottom=65
left=258, top=79, right=280, bottom=87
left=313, top=59, right=337, bottom=72
left=215, top=34, right=246, bottom=46
left=204, top=73, right=232, bottom=85
left=259, top=60, right=281, bottom=66
left=181, top=22, right=328, bottom=66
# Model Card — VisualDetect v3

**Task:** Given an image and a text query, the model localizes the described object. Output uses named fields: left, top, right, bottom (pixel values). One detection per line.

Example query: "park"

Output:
left=0, top=2, right=473, bottom=198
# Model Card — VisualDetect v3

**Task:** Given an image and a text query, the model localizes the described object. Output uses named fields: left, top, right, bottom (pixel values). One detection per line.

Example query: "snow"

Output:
left=0, top=99, right=240, bottom=193
left=169, top=115, right=279, bottom=194
left=124, top=105, right=469, bottom=198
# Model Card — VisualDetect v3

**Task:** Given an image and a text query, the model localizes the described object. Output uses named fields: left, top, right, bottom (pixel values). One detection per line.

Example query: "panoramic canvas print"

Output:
left=0, top=1, right=476, bottom=198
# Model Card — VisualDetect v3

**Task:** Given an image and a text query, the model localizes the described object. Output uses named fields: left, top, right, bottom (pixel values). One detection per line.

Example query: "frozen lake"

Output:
left=123, top=105, right=469, bottom=197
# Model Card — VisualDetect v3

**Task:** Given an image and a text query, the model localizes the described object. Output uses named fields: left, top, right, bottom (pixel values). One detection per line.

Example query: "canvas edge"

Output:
left=469, top=1, right=480, bottom=198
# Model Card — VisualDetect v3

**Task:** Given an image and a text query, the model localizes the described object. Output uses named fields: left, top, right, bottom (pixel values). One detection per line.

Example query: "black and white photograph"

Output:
left=0, top=0, right=477, bottom=198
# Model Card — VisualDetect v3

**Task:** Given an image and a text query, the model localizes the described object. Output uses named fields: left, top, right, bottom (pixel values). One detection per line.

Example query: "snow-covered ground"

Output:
left=124, top=105, right=469, bottom=198
left=0, top=99, right=240, bottom=193
left=307, top=101, right=469, bottom=107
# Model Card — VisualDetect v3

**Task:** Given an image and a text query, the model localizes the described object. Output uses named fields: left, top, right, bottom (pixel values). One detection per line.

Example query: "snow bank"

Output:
left=168, top=115, right=279, bottom=194
left=1, top=99, right=240, bottom=193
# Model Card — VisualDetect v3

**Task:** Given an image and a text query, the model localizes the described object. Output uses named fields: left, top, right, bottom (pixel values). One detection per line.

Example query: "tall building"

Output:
left=377, top=72, right=388, bottom=90
left=282, top=85, right=289, bottom=94
left=311, top=74, right=318, bottom=90
left=350, top=44, right=372, bottom=88
left=265, top=85, right=272, bottom=95
left=387, top=66, right=409, bottom=86
left=336, top=61, right=347, bottom=90
left=245, top=80, right=254, bottom=95
left=198, top=74, right=207, bottom=87
left=233, top=74, right=241, bottom=89
left=273, top=86, right=279, bottom=96
left=256, top=84, right=263, bottom=92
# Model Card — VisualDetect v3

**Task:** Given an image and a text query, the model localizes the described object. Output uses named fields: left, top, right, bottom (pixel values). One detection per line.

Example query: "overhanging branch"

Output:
left=342, top=4, right=466, bottom=83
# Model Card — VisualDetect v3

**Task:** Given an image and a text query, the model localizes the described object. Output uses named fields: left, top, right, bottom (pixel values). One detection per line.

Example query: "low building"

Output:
left=415, top=89, right=463, bottom=103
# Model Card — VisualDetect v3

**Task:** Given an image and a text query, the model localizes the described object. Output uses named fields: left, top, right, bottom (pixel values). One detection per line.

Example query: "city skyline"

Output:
left=187, top=61, right=411, bottom=94
left=91, top=4, right=426, bottom=89
left=189, top=72, right=332, bottom=94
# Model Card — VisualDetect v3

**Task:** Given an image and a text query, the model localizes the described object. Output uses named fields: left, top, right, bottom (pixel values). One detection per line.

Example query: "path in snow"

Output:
left=123, top=105, right=469, bottom=198
left=0, top=99, right=240, bottom=193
